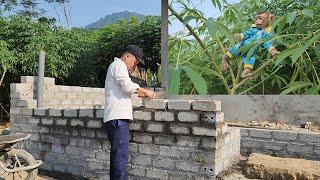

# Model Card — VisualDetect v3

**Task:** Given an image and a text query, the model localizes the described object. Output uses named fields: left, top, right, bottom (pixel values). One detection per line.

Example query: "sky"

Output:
left=169, top=0, right=240, bottom=35
left=39, top=0, right=161, bottom=28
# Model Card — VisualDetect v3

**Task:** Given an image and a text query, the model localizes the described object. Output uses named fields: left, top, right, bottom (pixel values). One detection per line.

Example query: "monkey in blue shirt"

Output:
left=222, top=12, right=280, bottom=78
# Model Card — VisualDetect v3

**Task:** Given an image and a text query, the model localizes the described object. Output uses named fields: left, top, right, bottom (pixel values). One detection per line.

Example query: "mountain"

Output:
left=84, top=11, right=145, bottom=29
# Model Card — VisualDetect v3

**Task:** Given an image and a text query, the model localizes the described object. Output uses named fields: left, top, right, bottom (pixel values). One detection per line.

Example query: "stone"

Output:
left=244, top=153, right=320, bottom=180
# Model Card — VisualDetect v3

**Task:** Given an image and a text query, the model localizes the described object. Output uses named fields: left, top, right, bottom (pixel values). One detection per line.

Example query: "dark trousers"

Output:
left=105, top=119, right=129, bottom=180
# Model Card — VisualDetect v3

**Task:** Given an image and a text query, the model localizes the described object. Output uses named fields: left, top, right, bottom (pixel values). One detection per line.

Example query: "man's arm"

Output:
left=113, top=62, right=155, bottom=98
left=135, top=88, right=156, bottom=98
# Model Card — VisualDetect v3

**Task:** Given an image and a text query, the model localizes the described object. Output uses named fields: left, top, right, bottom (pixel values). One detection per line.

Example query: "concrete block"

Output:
left=80, top=129, right=96, bottom=138
left=66, top=145, right=80, bottom=156
left=69, top=86, right=83, bottom=92
left=55, top=119, right=67, bottom=126
left=21, top=76, right=55, bottom=84
left=298, top=133, right=320, bottom=143
left=241, top=139, right=265, bottom=149
left=127, top=165, right=146, bottom=177
left=132, top=154, right=152, bottom=166
left=132, top=133, right=152, bottom=143
left=63, top=109, right=77, bottom=117
left=201, top=137, right=216, bottom=149
left=192, top=126, right=216, bottom=136
left=178, top=112, right=199, bottom=122
left=70, top=119, right=84, bottom=127
left=133, top=111, right=152, bottom=121
left=153, top=156, right=175, bottom=169
left=202, top=112, right=224, bottom=124
left=41, top=118, right=54, bottom=125
left=73, top=99, right=83, bottom=105
left=29, top=118, right=40, bottom=124
left=129, top=123, right=141, bottom=131
left=79, top=109, right=94, bottom=118
left=96, top=109, right=104, bottom=118
left=66, top=92, right=77, bottom=99
left=264, top=141, right=287, bottom=151
left=95, top=151, right=110, bottom=161
left=240, top=128, right=249, bottom=137
left=147, top=123, right=163, bottom=133
left=58, top=85, right=71, bottom=92
left=10, top=83, right=33, bottom=92
left=138, top=144, right=160, bottom=155
left=146, top=168, right=169, bottom=179
left=192, top=100, right=221, bottom=111
left=96, top=130, right=107, bottom=139
left=177, top=136, right=201, bottom=147
left=54, top=92, right=67, bottom=99
left=60, top=99, right=72, bottom=105
left=248, top=129, right=272, bottom=139
left=170, top=125, right=190, bottom=134
left=87, top=120, right=102, bottom=128
left=168, top=100, right=192, bottom=110
left=273, top=131, right=297, bottom=141
left=287, top=144, right=313, bottom=154
left=69, top=138, right=85, bottom=146
left=49, top=109, right=62, bottom=117
left=177, top=162, right=199, bottom=173
left=33, top=108, right=46, bottom=116
left=155, top=111, right=174, bottom=121
left=154, top=135, right=174, bottom=145
left=52, top=144, right=65, bottom=154
left=144, top=99, right=167, bottom=109
left=53, top=164, right=66, bottom=172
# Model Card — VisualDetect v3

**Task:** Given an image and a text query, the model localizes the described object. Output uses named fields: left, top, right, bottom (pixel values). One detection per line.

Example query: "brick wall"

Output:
left=10, top=76, right=104, bottom=109
left=240, top=128, right=320, bottom=161
left=10, top=76, right=240, bottom=179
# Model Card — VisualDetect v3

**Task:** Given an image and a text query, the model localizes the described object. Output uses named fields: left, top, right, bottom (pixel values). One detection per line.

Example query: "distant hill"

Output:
left=84, top=11, right=144, bottom=29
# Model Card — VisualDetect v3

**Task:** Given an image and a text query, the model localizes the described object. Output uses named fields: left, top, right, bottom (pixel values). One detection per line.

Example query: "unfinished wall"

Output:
left=240, top=128, right=320, bottom=161
left=10, top=76, right=104, bottom=109
left=10, top=76, right=240, bottom=179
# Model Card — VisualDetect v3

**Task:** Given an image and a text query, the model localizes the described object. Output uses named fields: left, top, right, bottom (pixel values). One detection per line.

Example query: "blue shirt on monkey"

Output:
left=226, top=24, right=276, bottom=69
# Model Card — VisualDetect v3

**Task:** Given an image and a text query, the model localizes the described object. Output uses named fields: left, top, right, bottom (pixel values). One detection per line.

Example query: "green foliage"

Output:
left=0, top=16, right=80, bottom=78
left=169, top=0, right=320, bottom=95
left=0, top=15, right=161, bottom=87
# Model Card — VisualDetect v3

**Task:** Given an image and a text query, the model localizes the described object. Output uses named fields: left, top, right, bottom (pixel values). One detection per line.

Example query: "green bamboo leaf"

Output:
left=169, top=67, right=181, bottom=95
left=302, top=9, right=314, bottom=19
left=304, top=85, right=320, bottom=95
left=274, top=47, right=301, bottom=66
left=280, top=81, right=312, bottom=94
left=215, top=22, right=235, bottom=44
left=182, top=66, right=208, bottom=95
left=286, top=11, right=297, bottom=25
left=183, top=15, right=196, bottom=25
left=314, top=46, right=320, bottom=61
left=290, top=46, right=305, bottom=64
left=207, top=18, right=217, bottom=38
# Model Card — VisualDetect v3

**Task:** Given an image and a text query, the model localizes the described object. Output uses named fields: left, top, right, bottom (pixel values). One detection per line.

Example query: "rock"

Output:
left=244, top=153, right=320, bottom=180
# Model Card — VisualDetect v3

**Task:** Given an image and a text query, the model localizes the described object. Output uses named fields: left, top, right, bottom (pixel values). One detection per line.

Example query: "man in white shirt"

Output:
left=104, top=45, right=155, bottom=180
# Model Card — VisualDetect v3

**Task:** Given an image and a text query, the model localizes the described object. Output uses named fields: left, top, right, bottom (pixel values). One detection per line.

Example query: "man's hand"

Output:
left=270, top=48, right=280, bottom=57
left=136, top=88, right=156, bottom=98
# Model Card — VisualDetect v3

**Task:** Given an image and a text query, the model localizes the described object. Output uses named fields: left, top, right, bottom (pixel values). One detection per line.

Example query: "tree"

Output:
left=169, top=0, right=320, bottom=95
left=45, top=0, right=71, bottom=29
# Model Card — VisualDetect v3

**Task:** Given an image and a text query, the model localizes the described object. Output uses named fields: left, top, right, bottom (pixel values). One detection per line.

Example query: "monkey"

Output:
left=221, top=12, right=280, bottom=78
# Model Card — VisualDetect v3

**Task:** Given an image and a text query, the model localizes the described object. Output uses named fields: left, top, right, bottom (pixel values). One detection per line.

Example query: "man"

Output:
left=103, top=45, right=156, bottom=180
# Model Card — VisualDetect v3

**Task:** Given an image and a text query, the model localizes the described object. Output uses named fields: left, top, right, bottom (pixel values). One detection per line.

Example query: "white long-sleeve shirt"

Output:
left=103, top=57, right=140, bottom=122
